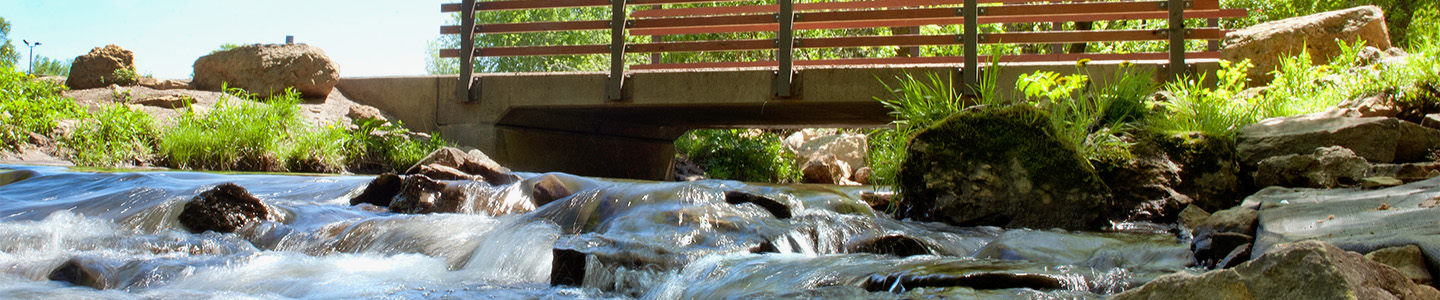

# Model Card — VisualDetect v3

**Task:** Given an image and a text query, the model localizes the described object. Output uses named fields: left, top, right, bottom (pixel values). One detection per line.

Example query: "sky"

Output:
left=1, top=0, right=452, bottom=78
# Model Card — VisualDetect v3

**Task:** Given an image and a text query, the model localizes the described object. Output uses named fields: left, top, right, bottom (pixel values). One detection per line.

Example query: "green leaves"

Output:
left=676, top=129, right=797, bottom=183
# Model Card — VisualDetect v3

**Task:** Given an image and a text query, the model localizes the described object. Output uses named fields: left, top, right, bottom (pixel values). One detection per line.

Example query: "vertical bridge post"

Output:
left=962, top=0, right=978, bottom=94
left=458, top=0, right=477, bottom=101
left=774, top=0, right=795, bottom=98
left=607, top=0, right=628, bottom=101
left=1167, top=0, right=1186, bottom=80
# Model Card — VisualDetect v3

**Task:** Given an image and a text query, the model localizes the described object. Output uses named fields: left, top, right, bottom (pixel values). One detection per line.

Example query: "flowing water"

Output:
left=0, top=164, right=1199, bottom=299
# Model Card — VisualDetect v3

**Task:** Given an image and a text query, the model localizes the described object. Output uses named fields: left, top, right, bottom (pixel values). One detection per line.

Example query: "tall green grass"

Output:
left=0, top=67, right=84, bottom=150
left=64, top=105, right=158, bottom=167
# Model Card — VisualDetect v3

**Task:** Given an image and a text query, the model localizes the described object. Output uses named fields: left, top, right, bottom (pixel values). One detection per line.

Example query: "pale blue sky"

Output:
left=2, top=0, right=452, bottom=78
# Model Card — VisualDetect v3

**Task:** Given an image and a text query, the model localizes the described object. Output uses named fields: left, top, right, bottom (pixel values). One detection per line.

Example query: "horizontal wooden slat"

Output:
left=443, top=20, right=611, bottom=34
left=630, top=51, right=1222, bottom=69
left=627, top=9, right=1245, bottom=36
left=441, top=28, right=1224, bottom=57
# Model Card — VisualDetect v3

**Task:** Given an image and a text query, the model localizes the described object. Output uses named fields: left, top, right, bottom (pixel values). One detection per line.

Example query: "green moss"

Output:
left=900, top=105, right=1106, bottom=196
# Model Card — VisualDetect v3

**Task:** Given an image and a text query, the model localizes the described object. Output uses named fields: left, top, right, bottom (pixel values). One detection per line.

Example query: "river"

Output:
left=0, top=164, right=1200, bottom=299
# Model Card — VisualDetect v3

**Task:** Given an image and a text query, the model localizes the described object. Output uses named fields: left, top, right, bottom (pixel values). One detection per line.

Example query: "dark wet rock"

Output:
left=862, top=272, right=1063, bottom=293
left=1254, top=145, right=1371, bottom=188
left=349, top=173, right=402, bottom=207
left=1395, top=119, right=1440, bottom=163
left=404, top=147, right=519, bottom=185
left=550, top=248, right=588, bottom=286
left=192, top=43, right=339, bottom=97
left=531, top=174, right=572, bottom=207
left=1097, top=136, right=1192, bottom=222
left=0, top=169, right=38, bottom=187
left=177, top=183, right=271, bottom=233
left=847, top=235, right=933, bottom=257
left=724, top=191, right=791, bottom=219
left=1366, top=245, right=1433, bottom=285
left=1361, top=176, right=1405, bottom=190
left=388, top=175, right=446, bottom=214
left=1193, top=232, right=1253, bottom=269
left=858, top=190, right=893, bottom=210
left=48, top=257, right=117, bottom=289
left=1152, top=133, right=1244, bottom=212
left=1114, top=241, right=1440, bottom=300
left=66, top=45, right=136, bottom=89
left=898, top=105, right=1112, bottom=230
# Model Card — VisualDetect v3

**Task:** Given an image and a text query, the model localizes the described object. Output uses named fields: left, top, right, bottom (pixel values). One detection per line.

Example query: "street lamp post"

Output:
left=23, top=40, right=40, bottom=76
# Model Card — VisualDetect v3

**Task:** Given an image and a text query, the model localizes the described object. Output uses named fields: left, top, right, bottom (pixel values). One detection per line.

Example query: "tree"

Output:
left=1, top=17, right=19, bottom=68
left=30, top=56, right=70, bottom=76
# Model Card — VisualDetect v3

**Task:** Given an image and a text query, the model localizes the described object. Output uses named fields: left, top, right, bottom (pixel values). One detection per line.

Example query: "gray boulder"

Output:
left=1366, top=245, right=1433, bottom=285
left=1254, top=146, right=1371, bottom=188
left=1114, top=240, right=1440, bottom=300
left=192, top=44, right=340, bottom=97
left=66, top=45, right=136, bottom=89
left=1236, top=116, right=1440, bottom=165
left=898, top=105, right=1112, bottom=230
left=1222, top=6, right=1392, bottom=85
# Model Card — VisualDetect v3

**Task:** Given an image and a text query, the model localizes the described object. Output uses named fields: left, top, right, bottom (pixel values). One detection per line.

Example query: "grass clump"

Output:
left=64, top=105, right=158, bottom=167
left=159, top=86, right=309, bottom=171
left=675, top=129, right=797, bottom=183
left=0, top=67, right=84, bottom=150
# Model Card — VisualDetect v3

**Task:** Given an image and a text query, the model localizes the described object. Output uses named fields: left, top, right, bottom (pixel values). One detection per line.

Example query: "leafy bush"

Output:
left=675, top=129, right=797, bottom=183
left=347, top=118, right=449, bottom=172
left=0, top=66, right=82, bottom=150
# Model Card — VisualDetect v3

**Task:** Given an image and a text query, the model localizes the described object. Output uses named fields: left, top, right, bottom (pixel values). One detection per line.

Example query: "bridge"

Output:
left=336, top=0, right=1245, bottom=180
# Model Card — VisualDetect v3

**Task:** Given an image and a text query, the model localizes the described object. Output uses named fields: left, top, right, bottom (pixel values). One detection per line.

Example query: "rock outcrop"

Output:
left=1253, top=146, right=1371, bottom=188
left=177, top=183, right=272, bottom=233
left=192, top=44, right=340, bottom=97
left=1237, top=116, right=1440, bottom=165
left=1222, top=6, right=1392, bottom=85
left=898, top=105, right=1112, bottom=230
left=404, top=147, right=520, bottom=185
left=1366, top=245, right=1433, bottom=285
left=66, top=45, right=136, bottom=90
left=1114, top=241, right=1440, bottom=300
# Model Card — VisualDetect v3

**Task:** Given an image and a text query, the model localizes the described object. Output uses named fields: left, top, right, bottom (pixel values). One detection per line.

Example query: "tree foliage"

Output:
left=0, top=17, right=19, bottom=68
left=30, top=56, right=70, bottom=76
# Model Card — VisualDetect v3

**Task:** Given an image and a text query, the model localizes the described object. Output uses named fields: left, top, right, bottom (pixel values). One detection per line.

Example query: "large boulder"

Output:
left=1254, top=146, right=1371, bottom=188
left=192, top=44, right=340, bottom=97
left=1236, top=116, right=1440, bottom=165
left=177, top=183, right=272, bottom=233
left=791, top=132, right=868, bottom=177
left=1114, top=240, right=1440, bottom=300
left=799, top=154, right=852, bottom=185
left=898, top=105, right=1112, bottom=230
left=1222, top=6, right=1392, bottom=85
left=65, top=45, right=136, bottom=90
left=1246, top=176, right=1440, bottom=270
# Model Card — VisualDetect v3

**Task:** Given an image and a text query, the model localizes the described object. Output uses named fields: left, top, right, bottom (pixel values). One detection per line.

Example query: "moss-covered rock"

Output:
left=897, top=105, right=1112, bottom=230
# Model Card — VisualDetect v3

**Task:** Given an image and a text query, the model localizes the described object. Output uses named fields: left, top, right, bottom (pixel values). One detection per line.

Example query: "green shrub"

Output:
left=0, top=66, right=83, bottom=150
left=347, top=118, right=449, bottom=172
left=64, top=105, right=157, bottom=167
left=676, top=129, right=797, bottom=183
left=868, top=72, right=966, bottom=187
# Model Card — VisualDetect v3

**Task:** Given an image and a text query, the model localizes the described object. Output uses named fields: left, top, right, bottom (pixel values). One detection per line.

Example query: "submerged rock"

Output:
left=724, top=191, right=792, bottom=219
left=388, top=174, right=447, bottom=214
left=846, top=234, right=933, bottom=257
left=177, top=183, right=272, bottom=233
left=349, top=173, right=402, bottom=207
left=898, top=105, right=1111, bottom=230
left=530, top=174, right=573, bottom=207
left=48, top=257, right=117, bottom=289
left=1113, top=241, right=1440, bottom=300
left=192, top=43, right=340, bottom=97
left=862, top=272, right=1063, bottom=293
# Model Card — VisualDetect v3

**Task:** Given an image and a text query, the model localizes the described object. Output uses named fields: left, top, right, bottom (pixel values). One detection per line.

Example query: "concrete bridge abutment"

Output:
left=335, top=61, right=1220, bottom=180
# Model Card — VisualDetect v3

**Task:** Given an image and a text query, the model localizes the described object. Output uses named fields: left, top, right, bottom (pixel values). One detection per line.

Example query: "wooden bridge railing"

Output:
left=441, top=0, right=1246, bottom=101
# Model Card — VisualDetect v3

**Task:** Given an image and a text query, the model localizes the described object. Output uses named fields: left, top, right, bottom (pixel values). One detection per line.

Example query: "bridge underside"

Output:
left=336, top=61, right=1218, bottom=180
